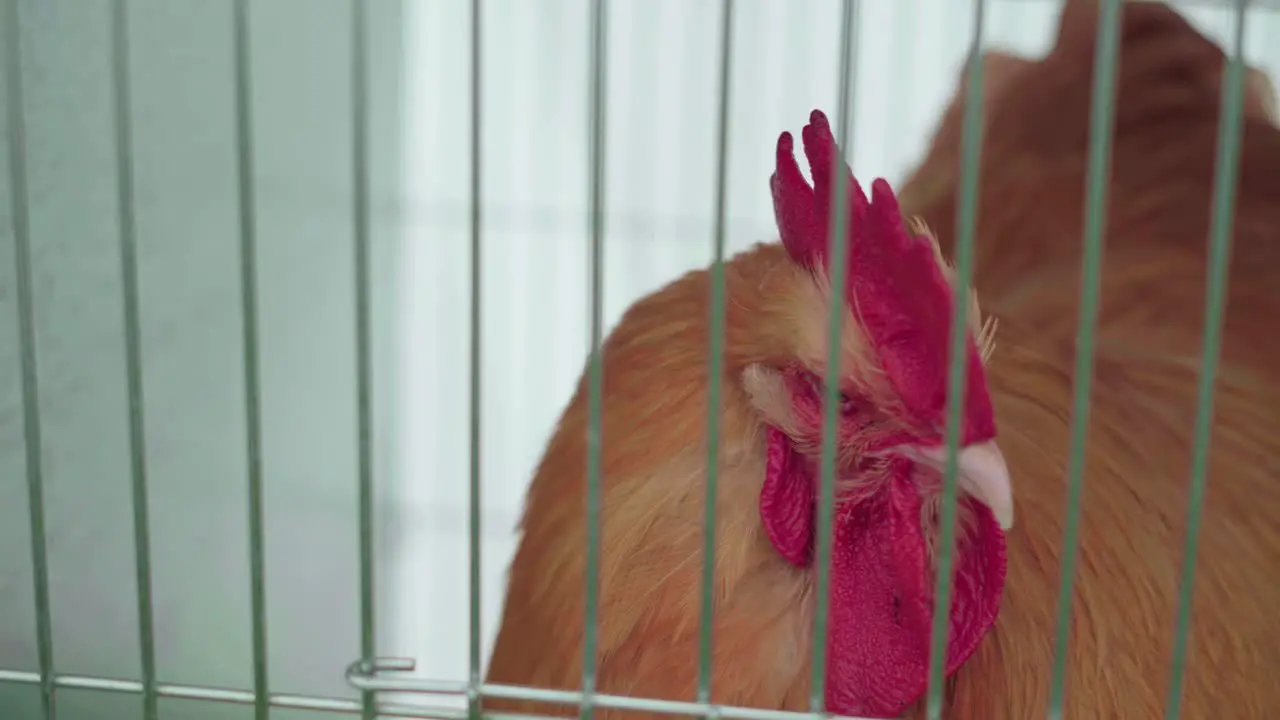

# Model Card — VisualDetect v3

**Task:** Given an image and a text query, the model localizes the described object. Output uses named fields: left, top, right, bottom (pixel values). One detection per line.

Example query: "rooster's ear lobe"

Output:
left=742, top=364, right=799, bottom=434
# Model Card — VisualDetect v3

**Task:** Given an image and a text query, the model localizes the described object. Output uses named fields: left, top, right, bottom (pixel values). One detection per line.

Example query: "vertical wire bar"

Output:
left=1165, top=2, right=1248, bottom=717
left=3, top=1, right=56, bottom=717
left=352, top=1, right=378, bottom=719
left=811, top=0, right=858, bottom=713
left=231, top=2, right=271, bottom=718
left=698, top=0, right=734, bottom=711
left=582, top=0, right=607, bottom=717
left=467, top=1, right=483, bottom=720
left=1045, top=1, right=1122, bottom=717
left=109, top=3, right=159, bottom=719
left=924, top=1, right=985, bottom=717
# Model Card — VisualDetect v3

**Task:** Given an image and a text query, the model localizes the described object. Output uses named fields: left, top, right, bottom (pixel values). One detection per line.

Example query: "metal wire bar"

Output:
left=352, top=0, right=378, bottom=719
left=698, top=0, right=734, bottom=709
left=231, top=2, right=271, bottom=718
left=811, top=1, right=858, bottom=712
left=1001, top=0, right=1280, bottom=7
left=582, top=0, right=607, bottom=717
left=466, top=2, right=485, bottom=719
left=109, top=2, right=160, bottom=719
left=3, top=1, right=56, bottom=718
left=1044, top=1, right=1122, bottom=717
left=924, top=1, right=985, bottom=717
left=467, top=1, right=484, bottom=720
left=0, top=670, right=467, bottom=720
left=341, top=662, right=882, bottom=720
left=1129, top=0, right=1278, bottom=7
left=1165, top=1, right=1249, bottom=717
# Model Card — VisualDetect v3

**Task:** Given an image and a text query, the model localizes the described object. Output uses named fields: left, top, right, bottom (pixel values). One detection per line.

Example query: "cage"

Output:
left=0, top=0, right=1273, bottom=718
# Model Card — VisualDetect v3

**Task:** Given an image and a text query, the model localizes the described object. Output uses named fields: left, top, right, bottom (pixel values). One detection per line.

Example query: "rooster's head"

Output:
left=742, top=109, right=1010, bottom=718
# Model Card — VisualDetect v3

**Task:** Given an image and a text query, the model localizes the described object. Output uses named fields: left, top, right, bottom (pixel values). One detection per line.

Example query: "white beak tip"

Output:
left=995, top=503, right=1014, bottom=531
left=913, top=440, right=1015, bottom=532
left=957, top=441, right=1015, bottom=532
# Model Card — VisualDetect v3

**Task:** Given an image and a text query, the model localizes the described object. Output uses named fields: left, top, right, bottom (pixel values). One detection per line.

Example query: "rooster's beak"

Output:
left=899, top=442, right=1014, bottom=531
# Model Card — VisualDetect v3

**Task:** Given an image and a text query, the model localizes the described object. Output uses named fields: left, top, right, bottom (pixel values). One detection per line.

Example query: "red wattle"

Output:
left=760, top=427, right=1007, bottom=718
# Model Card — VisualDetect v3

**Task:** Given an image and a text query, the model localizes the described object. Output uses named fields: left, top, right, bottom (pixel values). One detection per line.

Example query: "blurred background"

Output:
left=0, top=0, right=1275, bottom=717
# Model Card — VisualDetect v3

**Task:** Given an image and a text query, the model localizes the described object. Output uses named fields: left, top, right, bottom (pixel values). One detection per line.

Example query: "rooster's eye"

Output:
left=839, top=393, right=858, bottom=416
left=800, top=372, right=858, bottom=415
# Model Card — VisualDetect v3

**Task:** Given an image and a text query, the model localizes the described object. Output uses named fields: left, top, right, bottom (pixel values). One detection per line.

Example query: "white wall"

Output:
left=390, top=0, right=1280, bottom=711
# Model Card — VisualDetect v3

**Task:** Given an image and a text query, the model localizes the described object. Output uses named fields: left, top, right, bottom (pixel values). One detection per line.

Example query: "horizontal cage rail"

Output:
left=0, top=669, right=455, bottom=720
left=0, top=664, right=885, bottom=720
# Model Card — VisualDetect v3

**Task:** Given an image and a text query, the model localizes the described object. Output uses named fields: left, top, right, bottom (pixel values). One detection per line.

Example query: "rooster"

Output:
left=483, top=110, right=1013, bottom=719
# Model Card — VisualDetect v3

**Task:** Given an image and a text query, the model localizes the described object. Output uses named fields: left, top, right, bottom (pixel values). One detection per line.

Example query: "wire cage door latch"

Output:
left=344, top=657, right=427, bottom=694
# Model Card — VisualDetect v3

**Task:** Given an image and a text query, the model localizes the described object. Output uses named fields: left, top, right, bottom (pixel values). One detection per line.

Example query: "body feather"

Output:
left=893, top=1, right=1280, bottom=715
left=485, top=245, right=818, bottom=717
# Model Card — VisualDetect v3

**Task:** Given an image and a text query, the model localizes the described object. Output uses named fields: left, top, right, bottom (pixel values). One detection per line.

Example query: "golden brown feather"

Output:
left=891, top=0, right=1280, bottom=716
left=924, top=319, right=1280, bottom=718
left=898, top=0, right=1280, bottom=375
left=485, top=244, right=817, bottom=719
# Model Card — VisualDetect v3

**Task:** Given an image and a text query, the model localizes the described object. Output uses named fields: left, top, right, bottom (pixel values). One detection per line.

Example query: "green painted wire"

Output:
left=467, top=0, right=484, bottom=719
left=352, top=1, right=378, bottom=719
left=698, top=0, right=734, bottom=710
left=1166, top=2, right=1248, bottom=717
left=467, top=1, right=484, bottom=719
left=811, top=0, right=859, bottom=712
left=583, top=0, right=607, bottom=717
left=4, top=2, right=55, bottom=717
left=231, top=1, right=271, bottom=719
left=1045, top=1, right=1122, bottom=717
left=109, top=2, right=160, bottom=719
left=924, top=2, right=985, bottom=718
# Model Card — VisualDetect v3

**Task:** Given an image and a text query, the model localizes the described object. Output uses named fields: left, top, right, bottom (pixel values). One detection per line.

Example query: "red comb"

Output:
left=770, top=110, right=993, bottom=433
